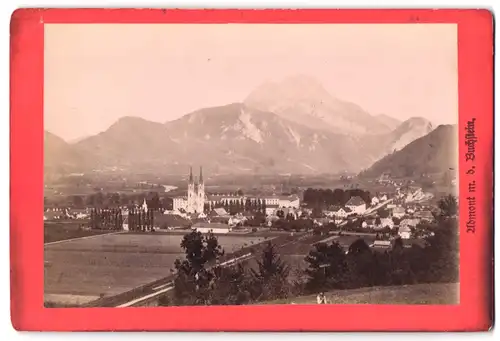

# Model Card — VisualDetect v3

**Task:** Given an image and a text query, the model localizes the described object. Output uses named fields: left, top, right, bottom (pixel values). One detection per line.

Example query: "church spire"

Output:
left=189, top=166, right=193, bottom=184
left=199, top=166, right=203, bottom=183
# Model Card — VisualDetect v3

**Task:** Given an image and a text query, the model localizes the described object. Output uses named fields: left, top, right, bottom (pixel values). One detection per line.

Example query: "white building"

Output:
left=277, top=195, right=300, bottom=209
left=380, top=218, right=395, bottom=229
left=192, top=222, right=231, bottom=234
left=345, top=196, right=367, bottom=215
left=173, top=167, right=205, bottom=214
left=392, top=206, right=406, bottom=218
left=398, top=226, right=412, bottom=239
left=371, top=197, right=380, bottom=206
left=325, top=206, right=352, bottom=219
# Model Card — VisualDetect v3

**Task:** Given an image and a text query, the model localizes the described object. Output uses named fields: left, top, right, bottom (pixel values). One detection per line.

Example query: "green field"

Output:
left=44, top=232, right=270, bottom=305
left=261, top=282, right=459, bottom=305
left=44, top=221, right=114, bottom=244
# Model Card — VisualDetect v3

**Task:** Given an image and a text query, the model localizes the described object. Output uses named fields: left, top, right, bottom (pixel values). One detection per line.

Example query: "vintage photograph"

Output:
left=43, top=23, right=459, bottom=308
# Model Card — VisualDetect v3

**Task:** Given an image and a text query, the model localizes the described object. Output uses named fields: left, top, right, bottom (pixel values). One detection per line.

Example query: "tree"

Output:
left=148, top=192, right=161, bottom=210
left=172, top=231, right=225, bottom=305
left=95, top=192, right=105, bottom=207
left=72, top=195, right=84, bottom=208
left=210, top=264, right=252, bottom=305
left=110, top=192, right=121, bottom=206
left=304, top=241, right=349, bottom=292
left=377, top=208, right=390, bottom=219
left=438, top=195, right=458, bottom=218
left=250, top=242, right=290, bottom=301
left=245, top=198, right=252, bottom=211
left=348, top=238, right=370, bottom=255
left=311, top=207, right=323, bottom=218
left=251, top=242, right=289, bottom=281
left=261, top=199, right=267, bottom=215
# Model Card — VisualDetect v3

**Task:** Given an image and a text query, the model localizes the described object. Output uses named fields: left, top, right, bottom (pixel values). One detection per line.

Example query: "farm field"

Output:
left=44, top=232, right=270, bottom=306
left=44, top=221, right=114, bottom=244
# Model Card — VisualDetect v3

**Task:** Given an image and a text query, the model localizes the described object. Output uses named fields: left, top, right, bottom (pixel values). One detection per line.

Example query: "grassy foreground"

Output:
left=260, top=282, right=459, bottom=305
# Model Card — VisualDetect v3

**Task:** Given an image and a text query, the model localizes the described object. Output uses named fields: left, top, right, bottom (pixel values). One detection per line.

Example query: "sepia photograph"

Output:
left=43, top=23, right=459, bottom=308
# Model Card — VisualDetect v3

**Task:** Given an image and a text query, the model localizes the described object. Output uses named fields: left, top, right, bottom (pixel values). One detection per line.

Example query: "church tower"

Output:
left=187, top=166, right=195, bottom=213
left=197, top=166, right=205, bottom=213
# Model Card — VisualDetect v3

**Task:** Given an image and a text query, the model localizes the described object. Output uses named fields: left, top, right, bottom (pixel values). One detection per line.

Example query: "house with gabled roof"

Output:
left=345, top=196, right=367, bottom=215
left=392, top=206, right=406, bottom=218
left=398, top=226, right=412, bottom=239
left=325, top=205, right=352, bottom=219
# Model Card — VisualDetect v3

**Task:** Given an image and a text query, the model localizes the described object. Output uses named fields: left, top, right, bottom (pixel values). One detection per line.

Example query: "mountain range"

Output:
left=45, top=76, right=438, bottom=177
left=359, top=124, right=458, bottom=178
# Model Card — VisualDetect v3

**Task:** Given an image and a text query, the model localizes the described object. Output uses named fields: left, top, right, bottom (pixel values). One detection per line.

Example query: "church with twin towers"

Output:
left=172, top=166, right=205, bottom=214
left=187, top=166, right=205, bottom=214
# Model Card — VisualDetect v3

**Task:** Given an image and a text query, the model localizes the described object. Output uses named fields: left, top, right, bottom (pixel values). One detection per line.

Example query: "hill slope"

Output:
left=261, top=282, right=459, bottom=305
left=49, top=108, right=436, bottom=176
left=44, top=131, right=89, bottom=175
left=359, top=124, right=458, bottom=178
left=74, top=103, right=375, bottom=175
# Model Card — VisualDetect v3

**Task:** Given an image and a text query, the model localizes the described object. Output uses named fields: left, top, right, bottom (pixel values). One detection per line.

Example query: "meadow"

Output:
left=44, top=232, right=269, bottom=306
left=261, top=282, right=459, bottom=305
left=44, top=221, right=112, bottom=244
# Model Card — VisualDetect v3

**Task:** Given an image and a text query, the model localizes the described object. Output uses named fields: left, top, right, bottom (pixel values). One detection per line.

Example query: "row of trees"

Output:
left=66, top=191, right=167, bottom=210
left=160, top=195, right=458, bottom=306
left=204, top=198, right=268, bottom=215
left=303, top=188, right=371, bottom=208
left=88, top=208, right=157, bottom=231
left=127, top=209, right=156, bottom=232
left=89, top=208, right=123, bottom=230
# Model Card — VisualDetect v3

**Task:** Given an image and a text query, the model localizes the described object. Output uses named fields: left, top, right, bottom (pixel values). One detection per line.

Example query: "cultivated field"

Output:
left=44, top=232, right=269, bottom=306
left=44, top=221, right=113, bottom=244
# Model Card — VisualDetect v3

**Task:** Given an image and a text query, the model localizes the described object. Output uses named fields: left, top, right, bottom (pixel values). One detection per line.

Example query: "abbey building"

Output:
left=173, top=167, right=205, bottom=214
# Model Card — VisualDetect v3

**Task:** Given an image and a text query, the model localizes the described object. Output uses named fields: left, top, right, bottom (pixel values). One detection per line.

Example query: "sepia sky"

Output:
left=45, top=24, right=458, bottom=141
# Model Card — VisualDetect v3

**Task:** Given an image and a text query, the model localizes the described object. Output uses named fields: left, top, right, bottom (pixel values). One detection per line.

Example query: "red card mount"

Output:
left=10, top=9, right=494, bottom=331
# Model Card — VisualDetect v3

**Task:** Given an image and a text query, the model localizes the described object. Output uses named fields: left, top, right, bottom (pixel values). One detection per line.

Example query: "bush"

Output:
left=251, top=227, right=258, bottom=232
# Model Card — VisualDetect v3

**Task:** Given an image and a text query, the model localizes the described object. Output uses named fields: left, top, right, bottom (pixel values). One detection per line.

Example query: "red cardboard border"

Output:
left=10, top=9, right=494, bottom=331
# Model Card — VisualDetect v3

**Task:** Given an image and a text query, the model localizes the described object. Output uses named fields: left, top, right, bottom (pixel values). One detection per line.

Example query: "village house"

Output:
left=380, top=217, right=395, bottom=229
left=392, top=206, right=406, bottom=218
left=398, top=226, right=412, bottom=239
left=275, top=207, right=300, bottom=220
left=192, top=222, right=232, bottom=234
left=370, top=240, right=392, bottom=250
left=265, top=204, right=280, bottom=216
left=362, top=218, right=375, bottom=229
left=66, top=208, right=89, bottom=219
left=328, top=206, right=352, bottom=219
left=313, top=218, right=332, bottom=227
left=414, top=210, right=434, bottom=222
left=345, top=196, right=367, bottom=215
left=277, top=194, right=300, bottom=209
left=228, top=214, right=246, bottom=227
left=379, top=194, right=388, bottom=202
left=43, top=210, right=62, bottom=221
left=399, top=218, right=420, bottom=229
left=266, top=215, right=280, bottom=227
